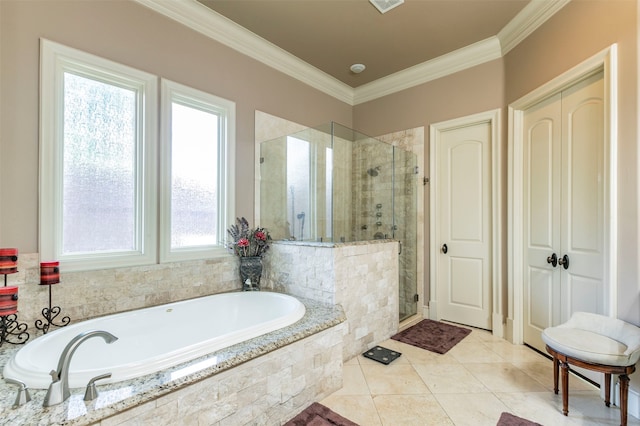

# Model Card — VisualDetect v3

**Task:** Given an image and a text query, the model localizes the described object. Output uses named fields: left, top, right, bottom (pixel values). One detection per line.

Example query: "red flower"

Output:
left=237, top=238, right=250, bottom=247
left=254, top=231, right=266, bottom=241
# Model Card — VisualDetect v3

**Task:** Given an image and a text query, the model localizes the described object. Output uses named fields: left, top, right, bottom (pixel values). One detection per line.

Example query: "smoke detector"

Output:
left=350, top=63, right=366, bottom=74
left=369, top=0, right=404, bottom=14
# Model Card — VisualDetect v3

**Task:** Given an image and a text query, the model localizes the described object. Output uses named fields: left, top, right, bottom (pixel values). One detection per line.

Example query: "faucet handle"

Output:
left=5, top=378, right=32, bottom=407
left=49, top=369, right=59, bottom=381
left=83, top=373, right=112, bottom=401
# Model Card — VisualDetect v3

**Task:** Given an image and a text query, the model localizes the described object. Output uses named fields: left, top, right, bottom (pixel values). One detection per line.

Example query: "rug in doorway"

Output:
left=391, top=319, right=471, bottom=354
left=496, top=412, right=542, bottom=426
left=284, top=402, right=359, bottom=426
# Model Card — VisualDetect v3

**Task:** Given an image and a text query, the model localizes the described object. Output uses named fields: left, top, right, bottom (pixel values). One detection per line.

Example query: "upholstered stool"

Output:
left=542, top=312, right=640, bottom=426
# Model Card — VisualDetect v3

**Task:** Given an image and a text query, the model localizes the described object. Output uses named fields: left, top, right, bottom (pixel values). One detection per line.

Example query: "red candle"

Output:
left=0, top=248, right=18, bottom=275
left=40, top=261, right=60, bottom=285
left=0, top=286, right=18, bottom=316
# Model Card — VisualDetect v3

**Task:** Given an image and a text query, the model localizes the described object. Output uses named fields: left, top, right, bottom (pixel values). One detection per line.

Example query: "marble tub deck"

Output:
left=0, top=296, right=345, bottom=425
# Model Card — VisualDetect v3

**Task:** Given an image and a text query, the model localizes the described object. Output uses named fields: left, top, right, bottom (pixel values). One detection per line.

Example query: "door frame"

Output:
left=507, top=44, right=618, bottom=344
left=429, top=108, right=502, bottom=336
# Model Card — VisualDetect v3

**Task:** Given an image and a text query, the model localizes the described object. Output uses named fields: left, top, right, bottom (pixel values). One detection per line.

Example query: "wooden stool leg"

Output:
left=553, top=357, right=559, bottom=394
left=605, top=373, right=611, bottom=407
left=560, top=361, right=569, bottom=416
left=620, top=374, right=630, bottom=426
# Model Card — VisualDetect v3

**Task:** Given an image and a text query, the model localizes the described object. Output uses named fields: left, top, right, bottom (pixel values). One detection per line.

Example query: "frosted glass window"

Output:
left=62, top=72, right=137, bottom=254
left=160, top=79, right=235, bottom=262
left=170, top=103, right=218, bottom=248
left=41, top=39, right=157, bottom=271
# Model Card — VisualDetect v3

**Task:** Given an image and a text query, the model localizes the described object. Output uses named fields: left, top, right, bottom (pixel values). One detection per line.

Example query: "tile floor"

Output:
left=320, top=326, right=640, bottom=426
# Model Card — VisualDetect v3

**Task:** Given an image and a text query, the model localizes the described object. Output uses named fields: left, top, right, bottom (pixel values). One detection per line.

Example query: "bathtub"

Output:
left=3, top=291, right=305, bottom=389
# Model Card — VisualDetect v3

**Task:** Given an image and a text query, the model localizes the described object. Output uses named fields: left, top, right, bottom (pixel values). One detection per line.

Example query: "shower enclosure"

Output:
left=259, top=122, right=419, bottom=322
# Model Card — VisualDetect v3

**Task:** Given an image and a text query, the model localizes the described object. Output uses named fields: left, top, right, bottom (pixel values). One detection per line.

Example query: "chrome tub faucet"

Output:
left=43, top=330, right=118, bottom=407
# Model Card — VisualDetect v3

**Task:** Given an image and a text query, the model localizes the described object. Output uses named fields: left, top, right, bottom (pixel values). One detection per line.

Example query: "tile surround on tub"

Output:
left=0, top=297, right=345, bottom=425
left=263, top=240, right=399, bottom=361
left=2, top=253, right=240, bottom=328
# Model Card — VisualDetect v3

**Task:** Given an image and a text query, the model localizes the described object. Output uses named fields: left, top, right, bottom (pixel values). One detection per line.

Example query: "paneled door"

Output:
left=523, top=71, right=606, bottom=353
left=433, top=118, right=492, bottom=330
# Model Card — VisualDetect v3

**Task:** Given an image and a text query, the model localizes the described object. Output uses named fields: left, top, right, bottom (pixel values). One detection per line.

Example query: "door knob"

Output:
left=558, top=254, right=570, bottom=270
left=546, top=253, right=558, bottom=267
left=441, top=243, right=448, bottom=254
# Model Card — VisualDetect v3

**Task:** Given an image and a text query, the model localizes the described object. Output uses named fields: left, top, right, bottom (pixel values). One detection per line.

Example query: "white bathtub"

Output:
left=3, top=291, right=305, bottom=389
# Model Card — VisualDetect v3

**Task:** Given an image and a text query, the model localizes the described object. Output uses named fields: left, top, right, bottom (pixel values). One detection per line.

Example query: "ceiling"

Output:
left=197, top=0, right=530, bottom=87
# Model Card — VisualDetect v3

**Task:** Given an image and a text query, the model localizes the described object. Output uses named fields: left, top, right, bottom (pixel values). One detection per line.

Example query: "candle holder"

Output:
left=0, top=249, right=30, bottom=346
left=35, top=261, right=70, bottom=334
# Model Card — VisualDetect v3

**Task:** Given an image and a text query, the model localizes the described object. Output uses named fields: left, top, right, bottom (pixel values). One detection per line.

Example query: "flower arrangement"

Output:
left=227, top=217, right=271, bottom=257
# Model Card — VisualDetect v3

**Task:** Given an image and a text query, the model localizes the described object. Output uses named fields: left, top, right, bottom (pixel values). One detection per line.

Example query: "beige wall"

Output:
left=0, top=0, right=352, bottom=252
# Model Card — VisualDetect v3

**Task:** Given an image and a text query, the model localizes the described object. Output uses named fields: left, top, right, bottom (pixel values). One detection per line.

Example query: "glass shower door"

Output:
left=394, top=147, right=419, bottom=322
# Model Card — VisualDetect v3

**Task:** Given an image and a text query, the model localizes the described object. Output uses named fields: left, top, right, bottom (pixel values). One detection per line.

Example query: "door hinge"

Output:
left=423, top=177, right=429, bottom=185
left=260, top=157, right=265, bottom=164
left=414, top=294, right=419, bottom=302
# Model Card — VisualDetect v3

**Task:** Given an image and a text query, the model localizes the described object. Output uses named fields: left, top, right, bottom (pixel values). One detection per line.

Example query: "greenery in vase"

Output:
left=227, top=217, right=271, bottom=257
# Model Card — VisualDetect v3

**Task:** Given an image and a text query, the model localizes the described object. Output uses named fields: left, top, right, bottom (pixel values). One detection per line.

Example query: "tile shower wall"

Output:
left=263, top=240, right=399, bottom=361
left=5, top=253, right=239, bottom=328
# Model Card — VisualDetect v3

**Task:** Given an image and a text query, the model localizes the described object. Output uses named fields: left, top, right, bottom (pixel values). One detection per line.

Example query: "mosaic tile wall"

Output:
left=263, top=240, right=399, bottom=360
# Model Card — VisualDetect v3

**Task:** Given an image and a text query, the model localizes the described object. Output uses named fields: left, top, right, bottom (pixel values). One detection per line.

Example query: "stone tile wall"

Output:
left=99, top=324, right=344, bottom=425
left=4, top=253, right=240, bottom=329
left=263, top=240, right=399, bottom=360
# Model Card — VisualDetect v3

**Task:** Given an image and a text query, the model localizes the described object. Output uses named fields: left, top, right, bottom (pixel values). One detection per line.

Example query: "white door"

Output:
left=523, top=72, right=606, bottom=352
left=434, top=120, right=492, bottom=330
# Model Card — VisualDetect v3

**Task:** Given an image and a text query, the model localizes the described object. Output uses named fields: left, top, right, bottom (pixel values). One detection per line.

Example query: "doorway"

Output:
left=508, top=45, right=617, bottom=351
left=429, top=109, right=501, bottom=332
left=522, top=71, right=607, bottom=354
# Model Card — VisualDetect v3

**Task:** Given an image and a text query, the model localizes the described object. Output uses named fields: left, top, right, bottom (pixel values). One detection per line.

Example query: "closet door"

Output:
left=523, top=72, right=606, bottom=354
left=522, top=93, right=562, bottom=351
left=559, top=73, right=606, bottom=321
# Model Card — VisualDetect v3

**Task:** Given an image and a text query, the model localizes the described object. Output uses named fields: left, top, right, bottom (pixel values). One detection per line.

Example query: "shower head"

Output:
left=367, top=166, right=380, bottom=177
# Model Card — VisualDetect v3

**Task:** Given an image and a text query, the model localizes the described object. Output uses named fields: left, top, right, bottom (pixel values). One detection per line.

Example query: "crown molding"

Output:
left=134, top=0, right=567, bottom=106
left=498, top=0, right=571, bottom=56
left=353, top=36, right=502, bottom=105
left=133, top=0, right=354, bottom=105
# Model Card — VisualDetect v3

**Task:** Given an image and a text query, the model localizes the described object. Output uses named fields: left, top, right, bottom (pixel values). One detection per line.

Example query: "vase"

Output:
left=239, top=256, right=262, bottom=291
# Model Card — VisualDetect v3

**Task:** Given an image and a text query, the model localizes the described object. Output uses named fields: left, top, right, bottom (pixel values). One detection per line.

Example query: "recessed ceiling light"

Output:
left=369, top=0, right=404, bottom=14
left=350, top=63, right=366, bottom=74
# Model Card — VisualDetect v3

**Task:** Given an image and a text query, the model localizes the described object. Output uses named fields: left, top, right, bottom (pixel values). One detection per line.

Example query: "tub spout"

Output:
left=43, top=330, right=118, bottom=407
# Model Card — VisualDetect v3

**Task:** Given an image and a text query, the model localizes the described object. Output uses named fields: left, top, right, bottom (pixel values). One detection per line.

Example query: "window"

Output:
left=40, top=40, right=234, bottom=271
left=160, top=80, right=235, bottom=262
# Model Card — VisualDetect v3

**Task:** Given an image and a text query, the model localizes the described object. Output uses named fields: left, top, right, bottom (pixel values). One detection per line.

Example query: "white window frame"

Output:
left=40, top=40, right=236, bottom=271
left=39, top=39, right=158, bottom=271
left=159, top=79, right=235, bottom=262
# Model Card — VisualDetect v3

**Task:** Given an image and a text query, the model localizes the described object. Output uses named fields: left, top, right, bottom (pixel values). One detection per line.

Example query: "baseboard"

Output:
left=427, top=301, right=437, bottom=320
left=614, top=381, right=640, bottom=420
left=505, top=317, right=515, bottom=343
left=492, top=312, right=504, bottom=339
